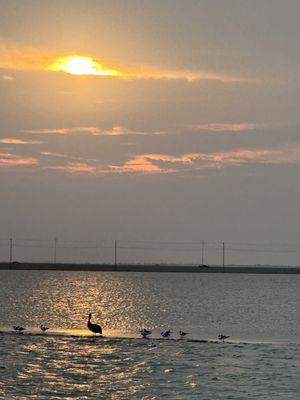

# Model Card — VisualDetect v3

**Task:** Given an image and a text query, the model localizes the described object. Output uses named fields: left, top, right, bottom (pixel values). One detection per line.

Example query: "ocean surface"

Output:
left=0, top=270, right=299, bottom=399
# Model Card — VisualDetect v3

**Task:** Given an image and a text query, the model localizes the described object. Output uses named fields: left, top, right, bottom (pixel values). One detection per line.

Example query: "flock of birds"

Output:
left=88, top=315, right=230, bottom=341
left=140, top=328, right=230, bottom=342
left=12, top=313, right=230, bottom=342
left=13, top=324, right=48, bottom=333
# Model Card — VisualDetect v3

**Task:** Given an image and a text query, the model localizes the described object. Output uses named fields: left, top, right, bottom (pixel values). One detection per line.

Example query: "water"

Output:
left=0, top=271, right=299, bottom=399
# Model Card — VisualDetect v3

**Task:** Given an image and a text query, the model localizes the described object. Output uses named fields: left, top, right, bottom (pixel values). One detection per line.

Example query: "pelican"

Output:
left=179, top=330, right=188, bottom=337
left=218, top=334, right=230, bottom=342
left=140, top=328, right=151, bottom=338
left=161, top=330, right=171, bottom=338
left=40, top=324, right=49, bottom=332
left=87, top=313, right=102, bottom=335
left=13, top=325, right=25, bottom=334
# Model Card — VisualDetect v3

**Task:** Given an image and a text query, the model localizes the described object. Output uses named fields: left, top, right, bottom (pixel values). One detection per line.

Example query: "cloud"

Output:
left=0, top=138, right=43, bottom=145
left=270, top=143, right=300, bottom=165
left=0, top=43, right=253, bottom=84
left=2, top=75, right=14, bottom=81
left=100, top=126, right=164, bottom=136
left=191, top=123, right=259, bottom=132
left=25, top=125, right=164, bottom=136
left=41, top=151, right=100, bottom=163
left=149, top=149, right=278, bottom=167
left=43, top=152, right=166, bottom=175
left=24, top=123, right=261, bottom=139
left=108, top=149, right=280, bottom=175
left=1, top=143, right=298, bottom=175
left=126, top=69, right=250, bottom=83
left=0, top=43, right=56, bottom=71
left=48, top=162, right=97, bottom=174
left=0, top=152, right=38, bottom=167
left=109, top=156, right=167, bottom=174
left=26, top=127, right=100, bottom=135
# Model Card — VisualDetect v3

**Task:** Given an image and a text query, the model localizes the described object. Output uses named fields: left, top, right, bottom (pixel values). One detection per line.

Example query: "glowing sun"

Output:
left=49, top=56, right=120, bottom=76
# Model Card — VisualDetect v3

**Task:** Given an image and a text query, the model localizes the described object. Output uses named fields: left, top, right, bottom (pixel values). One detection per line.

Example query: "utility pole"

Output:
left=54, top=237, right=57, bottom=264
left=201, top=240, right=205, bottom=265
left=9, top=238, right=13, bottom=263
left=222, top=242, right=225, bottom=272
left=114, top=240, right=118, bottom=266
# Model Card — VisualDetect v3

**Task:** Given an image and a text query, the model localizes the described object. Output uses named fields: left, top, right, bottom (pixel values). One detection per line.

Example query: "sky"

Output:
left=1, top=0, right=300, bottom=265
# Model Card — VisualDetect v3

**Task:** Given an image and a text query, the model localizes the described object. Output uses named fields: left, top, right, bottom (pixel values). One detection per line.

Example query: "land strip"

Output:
left=0, top=263, right=300, bottom=274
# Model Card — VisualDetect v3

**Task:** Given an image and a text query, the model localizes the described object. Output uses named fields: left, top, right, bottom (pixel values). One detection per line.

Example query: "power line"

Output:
left=2, top=236, right=300, bottom=265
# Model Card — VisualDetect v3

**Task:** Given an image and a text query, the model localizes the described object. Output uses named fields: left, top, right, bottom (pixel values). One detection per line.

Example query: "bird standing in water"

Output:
left=87, top=313, right=102, bottom=335
left=140, top=328, right=151, bottom=338
left=179, top=330, right=188, bottom=338
left=218, top=334, right=230, bottom=342
left=40, top=324, right=49, bottom=333
left=13, top=326, right=25, bottom=334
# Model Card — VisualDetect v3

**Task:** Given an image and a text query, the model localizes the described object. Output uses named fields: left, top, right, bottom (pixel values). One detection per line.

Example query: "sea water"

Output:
left=0, top=271, right=299, bottom=399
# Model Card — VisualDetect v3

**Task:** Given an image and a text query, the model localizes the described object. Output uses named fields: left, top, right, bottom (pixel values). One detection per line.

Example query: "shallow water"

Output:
left=0, top=271, right=299, bottom=399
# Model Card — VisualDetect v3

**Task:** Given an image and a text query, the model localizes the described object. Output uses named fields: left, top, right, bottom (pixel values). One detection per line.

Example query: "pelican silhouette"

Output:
left=40, top=324, right=49, bottom=332
left=87, top=313, right=102, bottom=335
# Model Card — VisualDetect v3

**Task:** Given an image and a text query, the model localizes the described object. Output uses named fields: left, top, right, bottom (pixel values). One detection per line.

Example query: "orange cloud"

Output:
left=141, top=154, right=193, bottom=164
left=155, top=149, right=277, bottom=167
left=109, top=156, right=166, bottom=174
left=0, top=152, right=38, bottom=167
left=48, top=162, right=97, bottom=174
left=45, top=146, right=300, bottom=176
left=25, top=127, right=100, bottom=135
left=0, top=43, right=251, bottom=83
left=0, top=138, right=43, bottom=145
left=25, top=125, right=164, bottom=137
left=109, top=149, right=279, bottom=175
left=0, top=43, right=56, bottom=71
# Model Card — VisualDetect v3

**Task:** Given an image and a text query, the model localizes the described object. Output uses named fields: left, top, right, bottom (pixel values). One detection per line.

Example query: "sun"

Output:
left=49, top=56, right=121, bottom=76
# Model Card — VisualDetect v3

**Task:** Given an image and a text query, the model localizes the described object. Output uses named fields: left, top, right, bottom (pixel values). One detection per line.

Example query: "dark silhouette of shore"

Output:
left=0, top=263, right=299, bottom=274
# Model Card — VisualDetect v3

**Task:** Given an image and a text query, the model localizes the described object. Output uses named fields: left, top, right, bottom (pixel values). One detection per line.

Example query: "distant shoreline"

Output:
left=0, top=263, right=300, bottom=274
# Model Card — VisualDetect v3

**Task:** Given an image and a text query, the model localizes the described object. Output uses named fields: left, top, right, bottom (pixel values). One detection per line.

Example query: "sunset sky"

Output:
left=1, top=0, right=300, bottom=264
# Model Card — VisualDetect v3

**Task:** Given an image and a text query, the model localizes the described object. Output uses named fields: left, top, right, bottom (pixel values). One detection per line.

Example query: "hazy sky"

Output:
left=1, top=0, right=300, bottom=264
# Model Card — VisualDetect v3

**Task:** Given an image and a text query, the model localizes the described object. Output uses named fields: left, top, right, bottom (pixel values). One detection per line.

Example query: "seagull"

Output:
left=13, top=325, right=25, bottom=334
left=40, top=324, right=49, bottom=332
left=179, top=330, right=188, bottom=337
left=87, top=313, right=102, bottom=335
left=161, top=330, right=171, bottom=338
left=140, top=328, right=151, bottom=338
left=218, top=334, right=230, bottom=342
